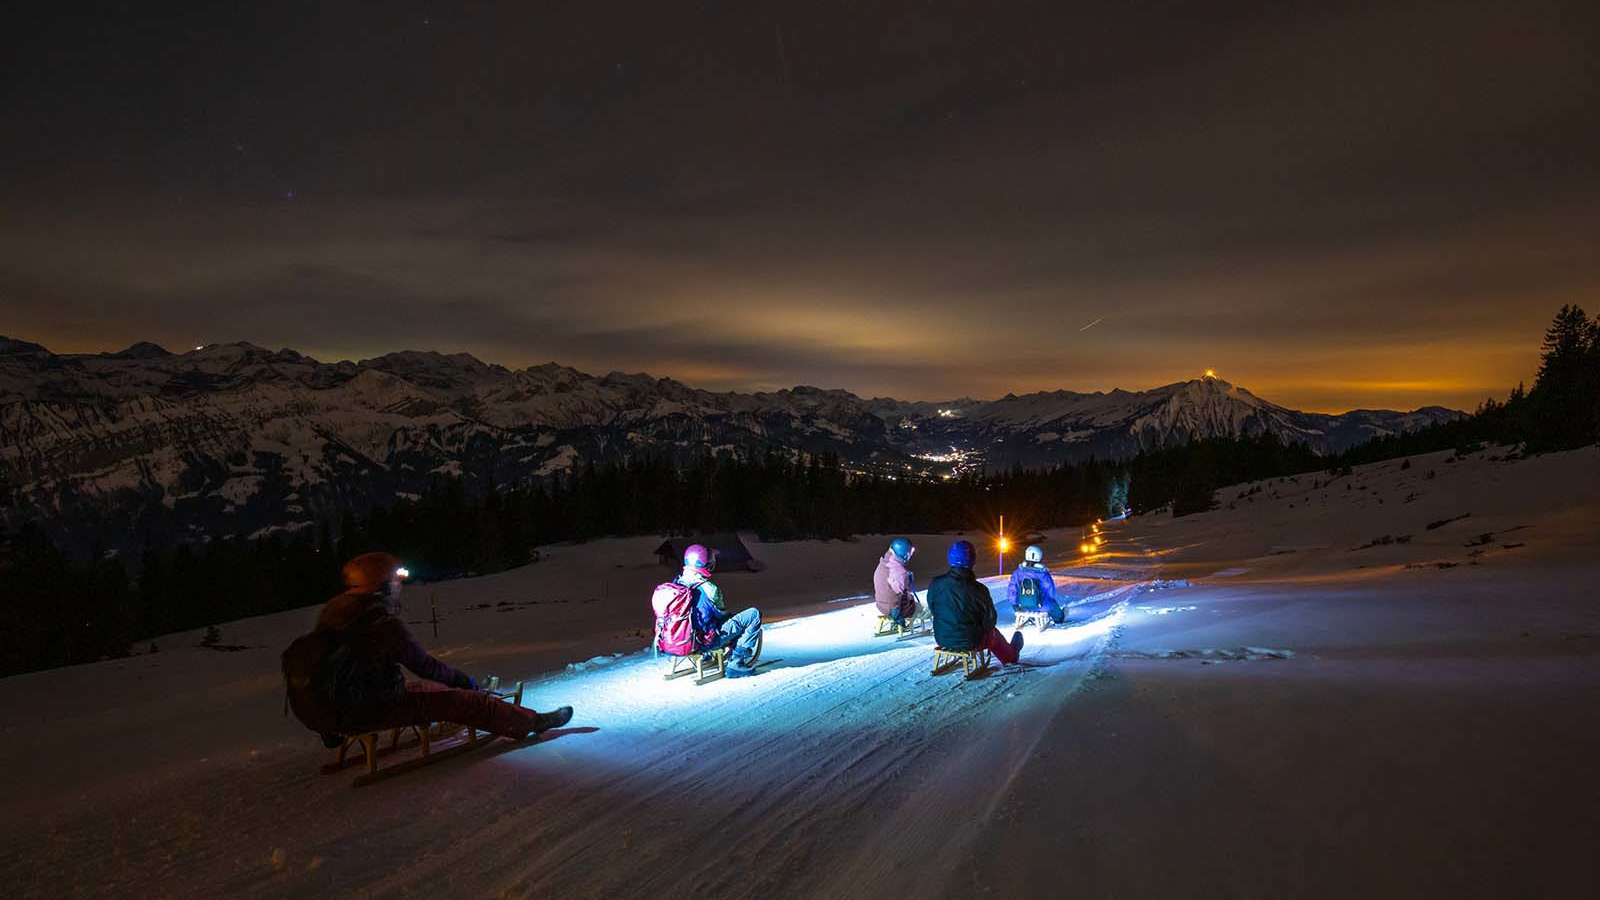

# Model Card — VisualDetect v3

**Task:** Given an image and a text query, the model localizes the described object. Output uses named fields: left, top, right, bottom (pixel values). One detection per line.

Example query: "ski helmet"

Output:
left=343, top=551, right=405, bottom=594
left=947, top=539, right=975, bottom=568
left=889, top=537, right=914, bottom=562
left=683, top=543, right=716, bottom=576
left=1024, top=544, right=1044, bottom=564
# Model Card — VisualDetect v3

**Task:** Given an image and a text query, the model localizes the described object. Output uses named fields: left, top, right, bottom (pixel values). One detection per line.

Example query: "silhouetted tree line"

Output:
left=1126, top=433, right=1325, bottom=517
left=335, top=452, right=1127, bottom=568
left=1338, top=304, right=1599, bottom=463
left=4, top=306, right=1594, bottom=676
left=1, top=452, right=1126, bottom=675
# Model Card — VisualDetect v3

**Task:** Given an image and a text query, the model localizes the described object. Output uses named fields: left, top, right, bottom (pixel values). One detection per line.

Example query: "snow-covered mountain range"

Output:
left=0, top=336, right=1461, bottom=552
left=875, top=379, right=1463, bottom=471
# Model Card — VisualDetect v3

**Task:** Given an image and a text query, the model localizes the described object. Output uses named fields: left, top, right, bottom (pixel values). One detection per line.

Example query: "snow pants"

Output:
left=1039, top=596, right=1068, bottom=624
left=711, top=607, right=763, bottom=668
left=1016, top=595, right=1066, bottom=624
left=979, top=628, right=1021, bottom=665
left=353, top=682, right=542, bottom=739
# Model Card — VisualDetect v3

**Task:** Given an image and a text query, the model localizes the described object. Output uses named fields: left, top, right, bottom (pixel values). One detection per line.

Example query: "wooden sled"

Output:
left=662, top=633, right=763, bottom=685
left=1013, top=608, right=1053, bottom=633
left=326, top=677, right=524, bottom=786
left=875, top=612, right=930, bottom=639
left=932, top=646, right=993, bottom=679
left=664, top=647, right=728, bottom=683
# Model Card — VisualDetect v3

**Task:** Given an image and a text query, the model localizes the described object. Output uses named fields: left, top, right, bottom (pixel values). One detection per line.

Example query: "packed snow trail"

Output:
left=364, top=579, right=1135, bottom=899
left=1, top=567, right=1137, bottom=900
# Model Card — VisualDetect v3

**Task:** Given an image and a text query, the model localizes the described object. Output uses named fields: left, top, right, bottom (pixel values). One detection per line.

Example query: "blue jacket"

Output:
left=1007, top=563, right=1058, bottom=611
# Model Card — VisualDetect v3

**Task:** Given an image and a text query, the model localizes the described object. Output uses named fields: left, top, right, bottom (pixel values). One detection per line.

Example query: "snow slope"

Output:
left=2, top=447, right=1597, bottom=898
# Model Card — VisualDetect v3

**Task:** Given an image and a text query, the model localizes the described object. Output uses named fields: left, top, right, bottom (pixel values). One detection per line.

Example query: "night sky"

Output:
left=3, top=1, right=1596, bottom=411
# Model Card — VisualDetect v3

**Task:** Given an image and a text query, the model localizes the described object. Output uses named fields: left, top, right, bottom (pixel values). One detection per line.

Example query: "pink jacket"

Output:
left=872, top=551, right=917, bottom=616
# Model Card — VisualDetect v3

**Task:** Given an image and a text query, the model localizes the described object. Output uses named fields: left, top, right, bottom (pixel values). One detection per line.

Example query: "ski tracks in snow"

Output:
left=0, top=580, right=1138, bottom=900
left=470, top=588, right=1136, bottom=899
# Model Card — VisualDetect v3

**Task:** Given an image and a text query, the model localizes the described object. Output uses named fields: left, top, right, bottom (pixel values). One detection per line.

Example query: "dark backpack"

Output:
left=281, top=629, right=346, bottom=735
left=1018, top=576, right=1041, bottom=610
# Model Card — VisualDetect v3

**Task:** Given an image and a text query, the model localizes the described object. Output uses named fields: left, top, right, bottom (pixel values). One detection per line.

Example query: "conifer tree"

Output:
left=1530, top=305, right=1596, bottom=448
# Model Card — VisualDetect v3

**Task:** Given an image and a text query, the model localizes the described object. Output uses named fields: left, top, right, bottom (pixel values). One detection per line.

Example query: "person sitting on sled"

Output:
left=1007, top=544, right=1068, bottom=625
left=676, top=543, right=764, bottom=678
left=927, top=540, right=1024, bottom=664
left=873, top=537, right=925, bottom=626
left=295, top=552, right=572, bottom=747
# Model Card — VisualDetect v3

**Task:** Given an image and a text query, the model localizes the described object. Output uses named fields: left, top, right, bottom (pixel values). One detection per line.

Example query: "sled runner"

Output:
left=875, top=613, right=930, bottom=638
left=324, top=678, right=524, bottom=786
left=932, top=646, right=992, bottom=679
left=662, top=633, right=765, bottom=685
left=664, top=647, right=729, bottom=683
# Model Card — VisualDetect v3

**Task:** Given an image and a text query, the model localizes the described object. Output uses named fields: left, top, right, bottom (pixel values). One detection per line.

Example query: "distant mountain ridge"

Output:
left=0, top=337, right=1462, bottom=553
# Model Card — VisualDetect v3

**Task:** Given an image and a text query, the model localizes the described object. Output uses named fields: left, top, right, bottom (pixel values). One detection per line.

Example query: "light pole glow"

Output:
left=997, top=514, right=1006, bottom=576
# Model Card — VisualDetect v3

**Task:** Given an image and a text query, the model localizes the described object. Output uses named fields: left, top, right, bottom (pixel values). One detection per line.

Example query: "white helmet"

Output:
left=1024, top=545, right=1044, bottom=564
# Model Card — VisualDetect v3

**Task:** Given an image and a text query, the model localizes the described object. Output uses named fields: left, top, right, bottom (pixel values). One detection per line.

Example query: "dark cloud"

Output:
left=2, top=0, right=1596, bottom=412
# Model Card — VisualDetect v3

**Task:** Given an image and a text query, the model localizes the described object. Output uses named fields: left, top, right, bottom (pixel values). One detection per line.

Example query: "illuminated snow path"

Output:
left=362, top=577, right=1135, bottom=899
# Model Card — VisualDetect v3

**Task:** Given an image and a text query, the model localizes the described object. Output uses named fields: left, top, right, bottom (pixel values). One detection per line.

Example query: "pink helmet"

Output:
left=682, top=543, right=716, bottom=576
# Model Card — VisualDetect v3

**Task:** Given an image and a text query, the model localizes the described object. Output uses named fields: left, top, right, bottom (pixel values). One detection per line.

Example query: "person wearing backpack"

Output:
left=1007, top=545, right=1067, bottom=625
left=657, top=544, right=763, bottom=678
left=927, top=540, right=1024, bottom=664
left=284, top=551, right=572, bottom=747
left=873, top=537, right=924, bottom=625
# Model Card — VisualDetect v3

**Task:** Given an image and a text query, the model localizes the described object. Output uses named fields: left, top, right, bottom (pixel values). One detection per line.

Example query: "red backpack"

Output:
left=652, top=581, right=701, bottom=656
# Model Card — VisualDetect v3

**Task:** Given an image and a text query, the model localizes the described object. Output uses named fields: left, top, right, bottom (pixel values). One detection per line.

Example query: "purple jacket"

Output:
left=1006, top=562, right=1059, bottom=611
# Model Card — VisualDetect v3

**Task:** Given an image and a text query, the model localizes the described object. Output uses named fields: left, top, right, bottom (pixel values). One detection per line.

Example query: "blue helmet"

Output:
left=947, top=539, right=975, bottom=568
left=889, top=537, right=914, bottom=562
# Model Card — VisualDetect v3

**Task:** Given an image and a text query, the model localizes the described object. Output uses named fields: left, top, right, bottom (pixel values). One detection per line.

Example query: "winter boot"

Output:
left=532, top=706, right=574, bottom=734
left=725, top=662, right=757, bottom=679
left=1010, top=630, right=1025, bottom=656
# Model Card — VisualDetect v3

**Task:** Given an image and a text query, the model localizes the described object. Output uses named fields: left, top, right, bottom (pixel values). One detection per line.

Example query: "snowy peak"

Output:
left=364, top=350, right=511, bottom=395
left=106, top=342, right=174, bottom=360
left=0, top=335, right=52, bottom=356
left=886, top=375, right=1462, bottom=469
